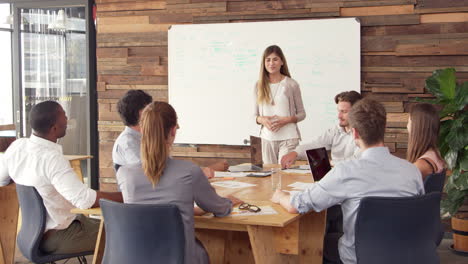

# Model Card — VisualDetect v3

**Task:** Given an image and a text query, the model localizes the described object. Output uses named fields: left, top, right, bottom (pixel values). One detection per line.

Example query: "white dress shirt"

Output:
left=112, top=126, right=142, bottom=166
left=294, top=124, right=360, bottom=164
left=0, top=135, right=96, bottom=231
left=290, top=147, right=424, bottom=264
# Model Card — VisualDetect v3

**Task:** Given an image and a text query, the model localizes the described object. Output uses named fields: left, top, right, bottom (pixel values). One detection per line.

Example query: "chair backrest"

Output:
left=424, top=169, right=446, bottom=193
left=100, top=199, right=185, bottom=264
left=355, top=193, right=441, bottom=264
left=15, top=184, right=47, bottom=261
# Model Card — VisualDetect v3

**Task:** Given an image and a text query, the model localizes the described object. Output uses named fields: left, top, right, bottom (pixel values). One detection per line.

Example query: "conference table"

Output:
left=72, top=165, right=327, bottom=264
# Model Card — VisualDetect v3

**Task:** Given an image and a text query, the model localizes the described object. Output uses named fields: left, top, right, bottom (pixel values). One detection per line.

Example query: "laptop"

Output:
left=228, top=136, right=264, bottom=172
left=305, top=147, right=332, bottom=181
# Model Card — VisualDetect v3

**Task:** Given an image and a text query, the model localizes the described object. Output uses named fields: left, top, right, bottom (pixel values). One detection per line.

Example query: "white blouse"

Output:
left=260, top=79, right=299, bottom=141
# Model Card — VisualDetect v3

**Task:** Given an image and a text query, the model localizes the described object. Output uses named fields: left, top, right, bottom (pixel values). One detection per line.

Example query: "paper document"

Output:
left=230, top=205, right=278, bottom=217
left=290, top=165, right=310, bottom=170
left=211, top=181, right=256, bottom=189
left=214, top=171, right=248, bottom=178
left=200, top=206, right=278, bottom=218
left=288, top=182, right=314, bottom=190
left=282, top=169, right=311, bottom=174
left=215, top=171, right=272, bottom=177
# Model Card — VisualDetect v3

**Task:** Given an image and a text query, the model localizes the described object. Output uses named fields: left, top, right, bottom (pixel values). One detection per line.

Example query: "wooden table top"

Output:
left=196, top=170, right=313, bottom=229
left=65, top=155, right=93, bottom=161
left=72, top=165, right=314, bottom=229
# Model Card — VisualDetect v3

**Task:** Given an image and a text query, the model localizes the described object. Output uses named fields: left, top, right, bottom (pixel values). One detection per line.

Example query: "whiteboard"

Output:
left=169, top=18, right=360, bottom=145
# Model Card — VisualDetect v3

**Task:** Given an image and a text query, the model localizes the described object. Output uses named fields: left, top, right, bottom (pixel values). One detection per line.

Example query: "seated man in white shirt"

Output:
left=281, top=90, right=363, bottom=168
left=112, top=89, right=227, bottom=178
left=0, top=101, right=122, bottom=255
left=271, top=99, right=424, bottom=264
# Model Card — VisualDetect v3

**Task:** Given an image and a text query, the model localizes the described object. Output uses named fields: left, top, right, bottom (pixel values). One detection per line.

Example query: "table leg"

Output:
left=247, top=225, right=296, bottom=264
left=92, top=220, right=105, bottom=264
left=247, top=211, right=327, bottom=264
left=298, top=211, right=327, bottom=263
left=196, top=230, right=226, bottom=263
left=0, top=184, right=19, bottom=264
left=196, top=230, right=255, bottom=264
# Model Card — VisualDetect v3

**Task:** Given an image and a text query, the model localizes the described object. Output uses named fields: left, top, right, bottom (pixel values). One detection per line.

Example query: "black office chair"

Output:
left=424, top=169, right=446, bottom=194
left=16, top=184, right=92, bottom=264
left=100, top=199, right=185, bottom=264
left=355, top=193, right=441, bottom=264
left=423, top=169, right=447, bottom=246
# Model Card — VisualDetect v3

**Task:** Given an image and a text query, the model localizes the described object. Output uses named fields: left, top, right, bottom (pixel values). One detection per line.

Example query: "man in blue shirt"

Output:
left=271, top=98, right=424, bottom=264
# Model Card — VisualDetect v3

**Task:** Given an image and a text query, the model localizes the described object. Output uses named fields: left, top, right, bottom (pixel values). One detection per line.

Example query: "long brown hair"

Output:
left=407, top=103, right=443, bottom=163
left=257, top=45, right=291, bottom=104
left=140, top=101, right=177, bottom=187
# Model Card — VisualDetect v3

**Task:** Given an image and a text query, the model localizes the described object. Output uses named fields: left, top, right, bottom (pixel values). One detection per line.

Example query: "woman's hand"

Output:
left=201, top=167, right=215, bottom=179
left=208, top=160, right=229, bottom=171
left=257, top=116, right=275, bottom=131
left=271, top=116, right=295, bottom=132
left=194, top=206, right=206, bottom=216
left=226, top=195, right=243, bottom=206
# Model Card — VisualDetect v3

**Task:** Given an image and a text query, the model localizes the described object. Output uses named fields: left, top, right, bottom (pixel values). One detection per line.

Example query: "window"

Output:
left=0, top=4, right=13, bottom=125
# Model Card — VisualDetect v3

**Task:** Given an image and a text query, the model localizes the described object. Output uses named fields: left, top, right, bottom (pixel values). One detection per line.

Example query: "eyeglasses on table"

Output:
left=238, top=203, right=261, bottom=213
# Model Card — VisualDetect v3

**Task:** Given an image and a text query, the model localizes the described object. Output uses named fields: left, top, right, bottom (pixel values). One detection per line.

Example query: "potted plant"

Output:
left=421, top=68, right=468, bottom=253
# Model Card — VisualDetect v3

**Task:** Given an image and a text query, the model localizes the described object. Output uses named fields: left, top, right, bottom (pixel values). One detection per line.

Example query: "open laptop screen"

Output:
left=306, top=147, right=331, bottom=181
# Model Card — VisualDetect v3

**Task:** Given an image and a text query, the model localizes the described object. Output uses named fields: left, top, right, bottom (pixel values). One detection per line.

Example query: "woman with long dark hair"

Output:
left=407, top=103, right=446, bottom=180
left=254, top=45, right=306, bottom=164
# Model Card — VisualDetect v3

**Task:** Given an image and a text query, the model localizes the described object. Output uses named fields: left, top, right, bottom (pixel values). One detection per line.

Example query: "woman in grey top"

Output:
left=254, top=45, right=306, bottom=164
left=117, top=101, right=240, bottom=264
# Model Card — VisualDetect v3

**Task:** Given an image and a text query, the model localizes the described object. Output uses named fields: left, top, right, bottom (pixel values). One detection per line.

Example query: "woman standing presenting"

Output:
left=254, top=45, right=306, bottom=164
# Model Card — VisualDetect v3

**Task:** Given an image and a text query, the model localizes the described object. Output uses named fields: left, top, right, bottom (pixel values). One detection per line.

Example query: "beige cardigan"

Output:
left=253, top=76, right=306, bottom=140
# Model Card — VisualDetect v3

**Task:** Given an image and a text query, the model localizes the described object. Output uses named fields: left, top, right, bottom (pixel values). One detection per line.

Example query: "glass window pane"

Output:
left=20, top=7, right=89, bottom=156
left=0, top=4, right=11, bottom=29
left=0, top=30, right=12, bottom=125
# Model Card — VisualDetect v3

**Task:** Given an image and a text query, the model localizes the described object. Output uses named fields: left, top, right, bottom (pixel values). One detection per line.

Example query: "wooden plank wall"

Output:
left=95, top=0, right=468, bottom=191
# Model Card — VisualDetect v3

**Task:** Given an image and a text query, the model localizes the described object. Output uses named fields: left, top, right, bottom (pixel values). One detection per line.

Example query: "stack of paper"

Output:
left=230, top=205, right=278, bottom=217
left=282, top=168, right=311, bottom=174
left=211, top=181, right=256, bottom=189
left=214, top=171, right=248, bottom=177
left=214, top=171, right=272, bottom=178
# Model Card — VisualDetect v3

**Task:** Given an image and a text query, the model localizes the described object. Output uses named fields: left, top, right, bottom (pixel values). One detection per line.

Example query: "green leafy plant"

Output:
left=419, top=68, right=468, bottom=216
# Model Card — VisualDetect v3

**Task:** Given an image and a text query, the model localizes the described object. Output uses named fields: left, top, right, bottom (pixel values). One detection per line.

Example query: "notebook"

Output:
left=305, top=147, right=332, bottom=181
